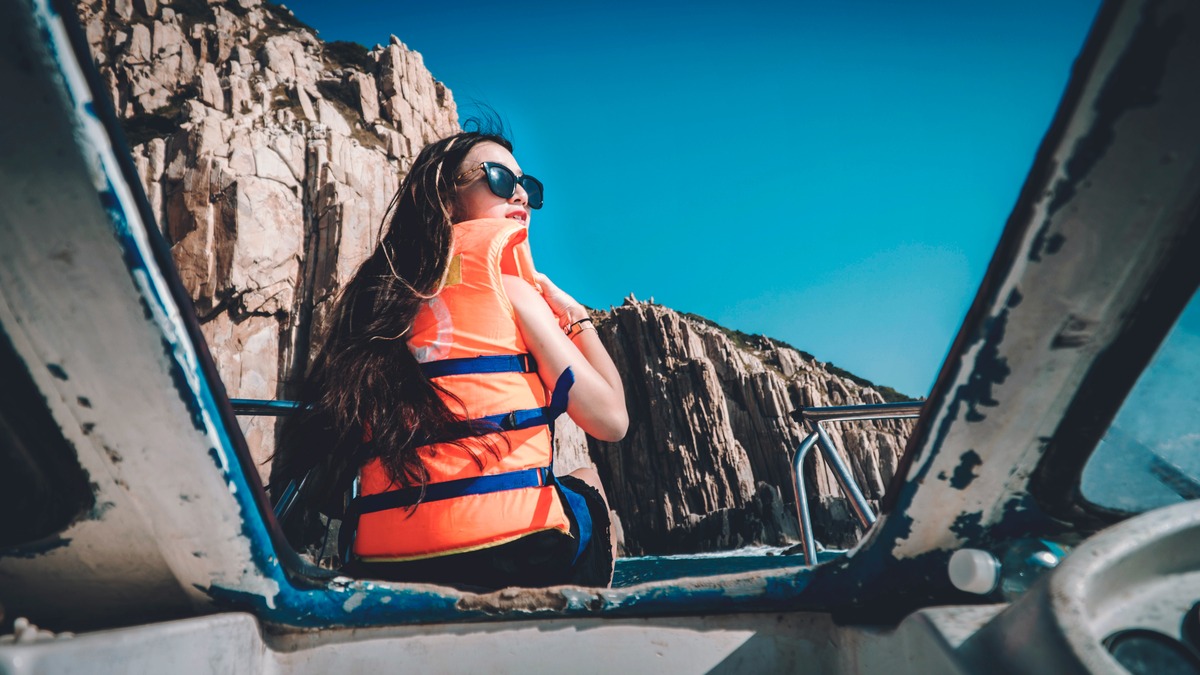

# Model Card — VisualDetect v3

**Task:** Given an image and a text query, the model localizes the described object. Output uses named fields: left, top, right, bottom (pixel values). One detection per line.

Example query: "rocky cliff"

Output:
left=75, top=0, right=459, bottom=472
left=585, top=299, right=912, bottom=555
left=78, top=0, right=915, bottom=556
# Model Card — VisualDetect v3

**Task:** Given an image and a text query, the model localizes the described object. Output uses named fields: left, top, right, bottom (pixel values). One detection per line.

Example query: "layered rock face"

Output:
left=79, top=0, right=916, bottom=556
left=584, top=299, right=913, bottom=555
left=76, top=0, right=459, bottom=478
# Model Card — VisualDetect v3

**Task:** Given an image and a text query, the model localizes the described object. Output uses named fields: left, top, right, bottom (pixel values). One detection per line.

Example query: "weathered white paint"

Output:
left=0, top=0, right=279, bottom=628
left=886, top=0, right=1200, bottom=558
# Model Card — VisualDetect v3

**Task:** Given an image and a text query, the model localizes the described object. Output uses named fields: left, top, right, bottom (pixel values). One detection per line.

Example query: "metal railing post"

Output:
left=814, top=422, right=876, bottom=529
left=789, top=401, right=923, bottom=564
left=791, top=432, right=822, bottom=565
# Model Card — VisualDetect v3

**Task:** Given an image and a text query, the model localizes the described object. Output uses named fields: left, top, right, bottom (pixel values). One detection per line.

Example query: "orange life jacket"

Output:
left=349, top=218, right=574, bottom=562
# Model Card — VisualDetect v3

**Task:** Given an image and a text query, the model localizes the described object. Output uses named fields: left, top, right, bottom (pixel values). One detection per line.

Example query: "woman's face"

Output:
left=452, top=142, right=531, bottom=226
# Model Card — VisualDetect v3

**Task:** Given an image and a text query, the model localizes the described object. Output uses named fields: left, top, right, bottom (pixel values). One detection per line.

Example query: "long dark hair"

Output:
left=272, top=131, right=514, bottom=511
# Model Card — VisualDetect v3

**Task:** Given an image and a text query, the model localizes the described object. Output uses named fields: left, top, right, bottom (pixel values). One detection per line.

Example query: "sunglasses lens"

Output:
left=484, top=164, right=516, bottom=200
left=520, top=176, right=544, bottom=209
left=481, top=163, right=544, bottom=210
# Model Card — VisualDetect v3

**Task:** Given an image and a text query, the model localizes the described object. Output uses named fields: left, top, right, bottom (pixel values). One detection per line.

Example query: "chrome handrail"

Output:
left=229, top=398, right=305, bottom=521
left=798, top=401, right=924, bottom=423
left=230, top=398, right=348, bottom=567
left=789, top=401, right=923, bottom=565
left=230, top=398, right=303, bottom=416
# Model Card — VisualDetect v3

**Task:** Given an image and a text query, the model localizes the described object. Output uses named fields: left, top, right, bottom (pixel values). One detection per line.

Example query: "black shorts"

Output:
left=346, top=475, right=613, bottom=591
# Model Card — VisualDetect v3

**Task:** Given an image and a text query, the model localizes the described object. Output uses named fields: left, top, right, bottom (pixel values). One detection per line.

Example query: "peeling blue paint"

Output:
left=1029, top=221, right=1065, bottom=263
left=1047, top=2, right=1180, bottom=219
left=1006, top=288, right=1023, bottom=308
left=949, top=450, right=983, bottom=489
left=205, top=448, right=225, bottom=471
left=33, top=11, right=325, bottom=622
left=208, top=573, right=827, bottom=628
left=46, top=363, right=68, bottom=380
left=962, top=310, right=1011, bottom=423
left=1031, top=3, right=1184, bottom=263
left=950, top=511, right=986, bottom=541
left=1044, top=233, right=1065, bottom=256
left=103, top=175, right=206, bottom=435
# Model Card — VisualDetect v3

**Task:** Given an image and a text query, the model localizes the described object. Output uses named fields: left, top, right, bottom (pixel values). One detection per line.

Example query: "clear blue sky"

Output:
left=282, top=0, right=1101, bottom=397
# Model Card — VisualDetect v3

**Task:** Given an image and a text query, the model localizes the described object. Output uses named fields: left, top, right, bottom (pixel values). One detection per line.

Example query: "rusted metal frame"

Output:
left=792, top=402, right=923, bottom=566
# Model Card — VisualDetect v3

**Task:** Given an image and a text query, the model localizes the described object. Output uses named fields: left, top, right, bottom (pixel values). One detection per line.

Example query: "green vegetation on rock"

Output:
left=679, top=310, right=912, bottom=402
left=325, top=41, right=375, bottom=72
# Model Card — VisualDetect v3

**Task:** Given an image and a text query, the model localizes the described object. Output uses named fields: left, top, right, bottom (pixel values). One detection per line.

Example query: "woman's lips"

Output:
left=506, top=210, right=528, bottom=224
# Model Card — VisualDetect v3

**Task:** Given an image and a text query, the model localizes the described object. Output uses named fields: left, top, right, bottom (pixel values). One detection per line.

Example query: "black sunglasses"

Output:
left=457, top=162, right=544, bottom=210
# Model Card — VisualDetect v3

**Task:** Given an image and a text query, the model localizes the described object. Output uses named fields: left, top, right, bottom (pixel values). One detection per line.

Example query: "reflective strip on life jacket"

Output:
left=409, top=295, right=452, bottom=364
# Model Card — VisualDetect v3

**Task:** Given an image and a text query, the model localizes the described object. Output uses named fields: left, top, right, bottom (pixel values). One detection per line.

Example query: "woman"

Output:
left=275, top=130, right=627, bottom=590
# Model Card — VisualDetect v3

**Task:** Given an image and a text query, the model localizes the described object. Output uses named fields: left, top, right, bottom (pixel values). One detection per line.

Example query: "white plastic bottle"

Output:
left=949, top=539, right=1070, bottom=601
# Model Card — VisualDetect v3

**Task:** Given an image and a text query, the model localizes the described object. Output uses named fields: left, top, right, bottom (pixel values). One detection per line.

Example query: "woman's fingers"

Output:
left=534, top=272, right=563, bottom=300
left=531, top=272, right=580, bottom=321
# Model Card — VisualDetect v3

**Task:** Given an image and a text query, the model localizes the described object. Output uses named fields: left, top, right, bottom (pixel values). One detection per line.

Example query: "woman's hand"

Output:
left=534, top=272, right=589, bottom=327
left=505, top=274, right=628, bottom=442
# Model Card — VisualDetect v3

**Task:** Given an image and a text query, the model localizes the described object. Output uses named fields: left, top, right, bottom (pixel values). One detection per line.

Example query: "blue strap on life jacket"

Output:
left=553, top=475, right=594, bottom=565
left=348, top=366, right=575, bottom=516
left=419, top=353, right=537, bottom=379
left=348, top=466, right=551, bottom=515
left=461, top=367, right=572, bottom=439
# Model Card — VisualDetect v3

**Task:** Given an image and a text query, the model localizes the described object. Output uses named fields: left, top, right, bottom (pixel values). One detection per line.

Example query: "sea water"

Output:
left=612, top=545, right=846, bottom=587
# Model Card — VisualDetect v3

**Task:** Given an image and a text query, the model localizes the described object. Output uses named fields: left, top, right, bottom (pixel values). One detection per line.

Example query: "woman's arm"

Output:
left=503, top=273, right=628, bottom=442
